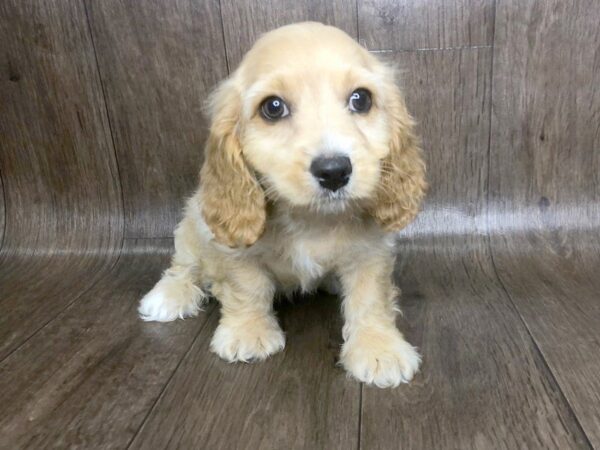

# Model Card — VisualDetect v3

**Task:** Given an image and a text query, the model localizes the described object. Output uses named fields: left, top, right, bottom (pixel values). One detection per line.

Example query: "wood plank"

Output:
left=0, top=0, right=123, bottom=357
left=394, top=48, right=491, bottom=242
left=489, top=0, right=600, bottom=230
left=85, top=0, right=228, bottom=237
left=0, top=240, right=211, bottom=449
left=0, top=0, right=122, bottom=252
left=491, top=255, right=600, bottom=447
left=0, top=255, right=119, bottom=360
left=130, top=293, right=360, bottom=450
left=220, top=0, right=357, bottom=70
left=0, top=171, right=4, bottom=250
left=361, top=248, right=590, bottom=449
left=358, top=0, right=495, bottom=51
left=489, top=0, right=600, bottom=445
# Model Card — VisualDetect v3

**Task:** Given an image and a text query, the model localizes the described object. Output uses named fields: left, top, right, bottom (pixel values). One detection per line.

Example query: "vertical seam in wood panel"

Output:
left=217, top=0, right=231, bottom=74
left=485, top=2, right=591, bottom=446
left=355, top=0, right=360, bottom=42
left=125, top=306, right=218, bottom=449
left=357, top=382, right=363, bottom=450
left=484, top=0, right=497, bottom=214
left=0, top=169, right=6, bottom=253
left=82, top=0, right=125, bottom=253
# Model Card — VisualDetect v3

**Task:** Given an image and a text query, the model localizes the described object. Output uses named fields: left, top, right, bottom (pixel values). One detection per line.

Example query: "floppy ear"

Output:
left=199, top=80, right=266, bottom=247
left=370, top=79, right=427, bottom=232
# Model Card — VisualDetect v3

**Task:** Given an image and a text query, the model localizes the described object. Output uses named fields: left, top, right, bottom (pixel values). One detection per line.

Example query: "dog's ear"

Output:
left=370, top=76, right=427, bottom=232
left=200, top=79, right=266, bottom=247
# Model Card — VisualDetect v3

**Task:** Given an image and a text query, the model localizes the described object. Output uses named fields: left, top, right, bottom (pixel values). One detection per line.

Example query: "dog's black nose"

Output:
left=310, top=155, right=352, bottom=192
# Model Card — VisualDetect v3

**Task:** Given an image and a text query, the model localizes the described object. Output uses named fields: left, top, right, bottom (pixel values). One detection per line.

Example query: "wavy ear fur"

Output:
left=370, top=75, right=427, bottom=232
left=200, top=80, right=266, bottom=247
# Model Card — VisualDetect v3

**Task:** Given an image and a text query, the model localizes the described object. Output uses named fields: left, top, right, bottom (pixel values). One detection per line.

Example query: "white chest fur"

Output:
left=249, top=210, right=391, bottom=293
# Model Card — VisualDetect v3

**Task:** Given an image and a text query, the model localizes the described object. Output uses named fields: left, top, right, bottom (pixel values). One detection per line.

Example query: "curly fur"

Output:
left=139, top=22, right=426, bottom=388
left=200, top=80, right=266, bottom=247
left=370, top=83, right=427, bottom=231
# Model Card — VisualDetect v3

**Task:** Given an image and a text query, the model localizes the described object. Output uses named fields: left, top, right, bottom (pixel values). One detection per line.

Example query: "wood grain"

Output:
left=0, top=255, right=119, bottom=360
left=0, top=0, right=123, bottom=358
left=0, top=171, right=4, bottom=250
left=130, top=293, right=360, bottom=450
left=489, top=0, right=600, bottom=235
left=0, top=0, right=122, bottom=252
left=220, top=0, right=357, bottom=70
left=490, top=256, right=600, bottom=448
left=392, top=48, right=491, bottom=243
left=0, top=240, right=210, bottom=449
left=85, top=0, right=228, bottom=237
left=358, top=0, right=495, bottom=51
left=489, top=0, right=600, bottom=445
left=360, top=247, right=589, bottom=449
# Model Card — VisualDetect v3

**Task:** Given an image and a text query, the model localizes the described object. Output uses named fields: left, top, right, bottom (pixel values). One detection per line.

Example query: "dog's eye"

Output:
left=260, top=96, right=289, bottom=121
left=348, top=88, right=372, bottom=113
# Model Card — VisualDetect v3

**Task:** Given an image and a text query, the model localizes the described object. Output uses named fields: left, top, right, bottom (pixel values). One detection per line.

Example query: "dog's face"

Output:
left=200, top=23, right=426, bottom=247
left=238, top=30, right=391, bottom=209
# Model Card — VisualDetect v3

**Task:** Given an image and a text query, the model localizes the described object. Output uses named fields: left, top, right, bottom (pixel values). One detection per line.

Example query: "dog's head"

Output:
left=200, top=22, right=426, bottom=247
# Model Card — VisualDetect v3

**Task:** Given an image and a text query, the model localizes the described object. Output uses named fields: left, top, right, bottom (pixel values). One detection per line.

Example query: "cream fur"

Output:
left=139, top=22, right=426, bottom=388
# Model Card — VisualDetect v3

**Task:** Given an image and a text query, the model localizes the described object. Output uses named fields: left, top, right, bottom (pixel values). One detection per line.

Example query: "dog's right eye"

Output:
left=260, top=96, right=289, bottom=121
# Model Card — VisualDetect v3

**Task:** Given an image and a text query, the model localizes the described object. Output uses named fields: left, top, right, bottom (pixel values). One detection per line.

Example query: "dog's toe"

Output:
left=341, top=327, right=421, bottom=388
left=210, top=316, right=285, bottom=362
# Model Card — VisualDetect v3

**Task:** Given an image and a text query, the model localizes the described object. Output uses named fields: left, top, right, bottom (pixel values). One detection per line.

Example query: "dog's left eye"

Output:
left=260, top=96, right=290, bottom=121
left=348, top=88, right=372, bottom=113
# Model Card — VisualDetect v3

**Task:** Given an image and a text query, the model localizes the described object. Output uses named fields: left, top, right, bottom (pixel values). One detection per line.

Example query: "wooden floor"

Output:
left=1, top=0, right=599, bottom=448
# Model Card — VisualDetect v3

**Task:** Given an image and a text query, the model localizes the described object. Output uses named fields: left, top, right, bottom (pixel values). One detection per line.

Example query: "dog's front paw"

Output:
left=139, top=277, right=204, bottom=322
left=210, top=315, right=285, bottom=363
left=341, top=327, right=421, bottom=388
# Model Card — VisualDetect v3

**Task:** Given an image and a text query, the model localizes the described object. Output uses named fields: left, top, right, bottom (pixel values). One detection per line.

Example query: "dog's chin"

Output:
left=308, top=188, right=354, bottom=214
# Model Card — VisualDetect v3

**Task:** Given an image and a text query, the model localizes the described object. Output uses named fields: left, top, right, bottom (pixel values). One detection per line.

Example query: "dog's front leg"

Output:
left=338, top=254, right=421, bottom=388
left=209, top=262, right=285, bottom=363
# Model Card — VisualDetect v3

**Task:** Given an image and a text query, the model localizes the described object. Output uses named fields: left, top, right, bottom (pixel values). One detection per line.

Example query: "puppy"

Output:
left=139, top=22, right=426, bottom=388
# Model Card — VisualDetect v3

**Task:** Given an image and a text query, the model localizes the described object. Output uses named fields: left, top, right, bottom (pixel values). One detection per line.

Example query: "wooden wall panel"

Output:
left=489, top=0, right=600, bottom=445
left=489, top=0, right=600, bottom=238
left=395, top=48, right=491, bottom=244
left=358, top=0, right=495, bottom=51
left=85, top=0, right=228, bottom=237
left=0, top=0, right=123, bottom=357
left=220, top=0, right=357, bottom=70
left=0, top=172, right=4, bottom=250
left=0, top=0, right=122, bottom=253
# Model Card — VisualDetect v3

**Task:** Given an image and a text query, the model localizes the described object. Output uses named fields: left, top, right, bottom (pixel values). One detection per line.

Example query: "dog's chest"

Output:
left=260, top=229, right=344, bottom=291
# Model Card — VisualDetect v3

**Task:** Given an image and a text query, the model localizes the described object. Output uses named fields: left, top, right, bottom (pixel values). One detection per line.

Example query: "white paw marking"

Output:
left=210, top=316, right=285, bottom=362
left=138, top=277, right=204, bottom=322
left=341, top=328, right=421, bottom=388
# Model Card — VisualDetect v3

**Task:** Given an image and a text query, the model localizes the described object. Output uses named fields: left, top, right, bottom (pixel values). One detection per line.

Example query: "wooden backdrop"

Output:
left=1, top=0, right=599, bottom=448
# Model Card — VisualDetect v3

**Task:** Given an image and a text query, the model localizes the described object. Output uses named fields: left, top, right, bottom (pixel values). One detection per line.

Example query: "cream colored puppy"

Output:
left=139, top=22, right=426, bottom=388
